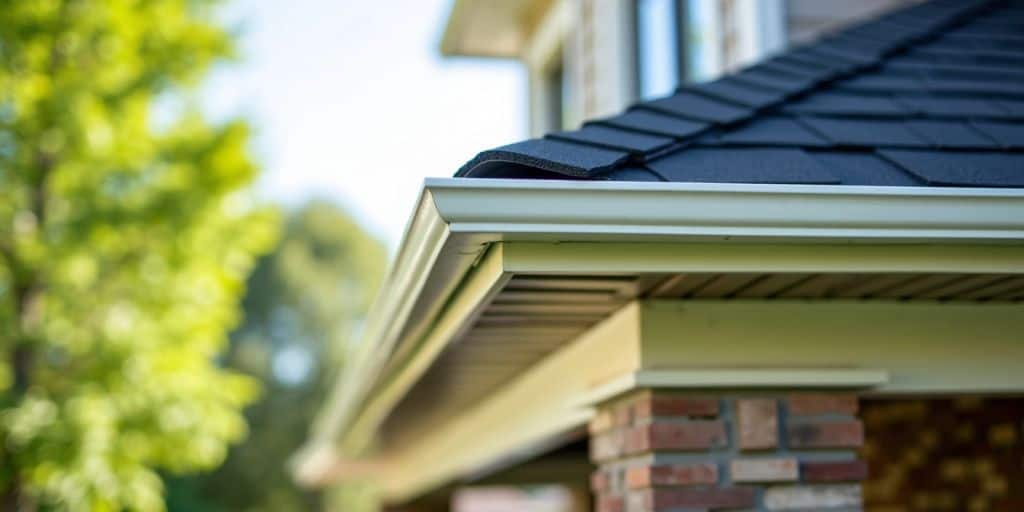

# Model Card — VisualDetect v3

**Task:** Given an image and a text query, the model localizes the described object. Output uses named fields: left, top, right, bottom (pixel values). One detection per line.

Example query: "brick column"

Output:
left=589, top=390, right=867, bottom=511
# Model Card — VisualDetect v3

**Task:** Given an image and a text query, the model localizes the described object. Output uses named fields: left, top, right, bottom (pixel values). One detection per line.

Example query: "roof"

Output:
left=298, top=0, right=1024, bottom=495
left=456, top=0, right=1024, bottom=188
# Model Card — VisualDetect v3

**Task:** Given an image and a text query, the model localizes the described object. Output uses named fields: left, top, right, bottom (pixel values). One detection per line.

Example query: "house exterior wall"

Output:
left=574, top=0, right=636, bottom=123
left=589, top=390, right=866, bottom=511
left=521, top=0, right=922, bottom=135
left=527, top=0, right=786, bottom=135
left=588, top=392, right=1024, bottom=511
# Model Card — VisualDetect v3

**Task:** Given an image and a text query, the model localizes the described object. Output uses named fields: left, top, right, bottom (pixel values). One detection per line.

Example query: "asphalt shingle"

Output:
left=944, top=33, right=1024, bottom=52
left=604, top=166, right=665, bottom=182
left=595, top=110, right=709, bottom=139
left=457, top=138, right=628, bottom=178
left=806, top=43, right=880, bottom=67
left=970, top=120, right=1024, bottom=148
left=639, top=92, right=752, bottom=124
left=455, top=0, right=1024, bottom=188
left=838, top=74, right=926, bottom=93
left=784, top=47, right=859, bottom=74
left=647, top=148, right=840, bottom=184
left=784, top=91, right=912, bottom=117
left=879, top=149, right=1024, bottom=187
left=810, top=152, right=924, bottom=186
left=731, top=65, right=818, bottom=93
left=547, top=125, right=674, bottom=154
left=996, top=99, right=1024, bottom=118
left=895, top=95, right=1010, bottom=118
left=926, top=78, right=1024, bottom=98
left=905, top=120, right=999, bottom=148
left=762, top=56, right=838, bottom=83
left=887, top=60, right=1024, bottom=83
left=799, top=117, right=929, bottom=147
left=717, top=117, right=831, bottom=147
left=907, top=47, right=1023, bottom=68
left=687, top=78, right=787, bottom=109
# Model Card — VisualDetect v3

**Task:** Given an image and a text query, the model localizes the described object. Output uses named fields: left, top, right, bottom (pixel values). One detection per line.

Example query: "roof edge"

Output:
left=431, top=178, right=1024, bottom=241
left=307, top=187, right=454, bottom=448
left=298, top=178, right=1024, bottom=484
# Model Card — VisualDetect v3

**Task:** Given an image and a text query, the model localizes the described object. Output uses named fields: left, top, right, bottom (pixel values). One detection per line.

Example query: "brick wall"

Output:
left=861, top=397, right=1024, bottom=511
left=589, top=390, right=867, bottom=511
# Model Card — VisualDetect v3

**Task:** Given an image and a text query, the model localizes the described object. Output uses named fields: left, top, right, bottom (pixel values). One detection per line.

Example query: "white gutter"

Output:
left=433, top=178, right=1024, bottom=241
left=298, top=178, right=1024, bottom=480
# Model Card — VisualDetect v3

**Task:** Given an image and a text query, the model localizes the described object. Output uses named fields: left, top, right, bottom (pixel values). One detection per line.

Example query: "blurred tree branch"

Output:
left=0, top=1, right=280, bottom=510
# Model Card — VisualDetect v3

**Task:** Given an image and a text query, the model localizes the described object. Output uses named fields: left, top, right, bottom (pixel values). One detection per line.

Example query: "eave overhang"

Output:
left=440, top=0, right=555, bottom=58
left=294, top=177, right=1024, bottom=489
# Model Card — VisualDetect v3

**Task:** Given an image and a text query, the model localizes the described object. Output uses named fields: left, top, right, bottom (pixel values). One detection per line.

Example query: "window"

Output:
left=535, top=40, right=577, bottom=134
left=635, top=0, right=787, bottom=93
left=543, top=58, right=568, bottom=131
left=686, top=0, right=718, bottom=82
left=635, top=0, right=686, bottom=100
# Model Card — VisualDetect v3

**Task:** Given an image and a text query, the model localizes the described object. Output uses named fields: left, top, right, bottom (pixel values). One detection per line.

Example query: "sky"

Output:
left=202, top=0, right=527, bottom=248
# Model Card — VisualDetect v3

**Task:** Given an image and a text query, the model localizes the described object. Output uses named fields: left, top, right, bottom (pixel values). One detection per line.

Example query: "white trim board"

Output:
left=580, top=368, right=891, bottom=408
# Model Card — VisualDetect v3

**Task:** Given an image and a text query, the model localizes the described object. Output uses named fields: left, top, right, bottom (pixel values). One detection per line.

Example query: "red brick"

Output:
left=592, top=470, right=612, bottom=492
left=612, top=401, right=634, bottom=427
left=638, top=487, right=756, bottom=510
left=595, top=495, right=624, bottom=512
left=626, top=421, right=727, bottom=454
left=589, top=409, right=616, bottom=434
left=801, top=460, right=869, bottom=482
left=787, top=420, right=864, bottom=448
left=737, top=398, right=779, bottom=450
left=591, top=428, right=625, bottom=462
left=788, top=393, right=859, bottom=416
left=607, top=391, right=649, bottom=428
left=764, top=484, right=861, bottom=510
left=626, top=463, right=718, bottom=488
left=730, top=457, right=798, bottom=482
left=608, top=391, right=719, bottom=430
left=640, top=394, right=719, bottom=419
left=597, top=421, right=729, bottom=461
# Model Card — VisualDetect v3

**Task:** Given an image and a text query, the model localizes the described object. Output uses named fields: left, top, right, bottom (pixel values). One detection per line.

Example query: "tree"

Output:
left=165, top=201, right=387, bottom=512
left=0, top=1, right=277, bottom=510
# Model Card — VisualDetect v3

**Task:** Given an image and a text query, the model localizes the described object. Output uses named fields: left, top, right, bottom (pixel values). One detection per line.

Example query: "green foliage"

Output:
left=0, top=0, right=278, bottom=510
left=165, top=201, right=387, bottom=512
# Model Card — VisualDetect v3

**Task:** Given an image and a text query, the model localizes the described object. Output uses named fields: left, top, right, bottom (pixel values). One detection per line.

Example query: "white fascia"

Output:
left=305, top=178, right=1024, bottom=464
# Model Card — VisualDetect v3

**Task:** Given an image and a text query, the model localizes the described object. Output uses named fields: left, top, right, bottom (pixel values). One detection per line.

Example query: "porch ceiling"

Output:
left=380, top=266, right=1024, bottom=452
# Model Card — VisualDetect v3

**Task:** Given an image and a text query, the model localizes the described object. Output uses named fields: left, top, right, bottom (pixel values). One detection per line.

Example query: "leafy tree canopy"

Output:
left=0, top=0, right=277, bottom=509
left=166, top=201, right=387, bottom=512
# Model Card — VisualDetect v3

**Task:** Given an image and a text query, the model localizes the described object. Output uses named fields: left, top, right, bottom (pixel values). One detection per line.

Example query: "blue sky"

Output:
left=202, top=0, right=527, bottom=247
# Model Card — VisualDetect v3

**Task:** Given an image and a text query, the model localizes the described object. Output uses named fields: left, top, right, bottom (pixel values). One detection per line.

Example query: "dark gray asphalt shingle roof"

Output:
left=456, top=0, right=1024, bottom=188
